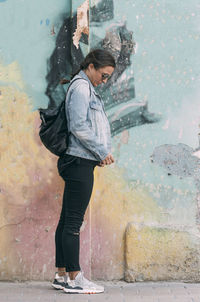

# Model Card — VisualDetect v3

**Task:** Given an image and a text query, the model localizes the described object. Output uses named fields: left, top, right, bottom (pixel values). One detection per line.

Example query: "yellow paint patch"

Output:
left=93, top=166, right=161, bottom=225
left=0, top=60, right=56, bottom=201
left=0, top=85, right=55, bottom=200
left=0, top=61, right=61, bottom=280
left=0, top=61, right=24, bottom=90
left=125, top=224, right=199, bottom=281
left=90, top=166, right=161, bottom=279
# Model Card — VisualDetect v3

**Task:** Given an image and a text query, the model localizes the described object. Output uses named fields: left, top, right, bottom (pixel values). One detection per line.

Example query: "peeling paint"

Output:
left=90, top=0, right=114, bottom=22
left=151, top=142, right=200, bottom=228
left=51, top=25, right=55, bottom=36
left=73, top=0, right=89, bottom=49
left=151, top=143, right=200, bottom=189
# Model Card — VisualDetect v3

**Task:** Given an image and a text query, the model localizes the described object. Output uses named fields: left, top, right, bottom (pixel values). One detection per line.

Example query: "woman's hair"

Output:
left=60, top=49, right=116, bottom=84
left=80, top=48, right=116, bottom=70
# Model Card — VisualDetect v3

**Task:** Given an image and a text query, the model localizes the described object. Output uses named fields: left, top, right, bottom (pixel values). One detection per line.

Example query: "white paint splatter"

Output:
left=162, top=119, right=170, bottom=130
left=193, top=150, right=200, bottom=159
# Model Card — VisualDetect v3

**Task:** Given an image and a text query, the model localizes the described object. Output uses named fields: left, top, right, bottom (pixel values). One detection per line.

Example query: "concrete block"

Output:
left=125, top=223, right=200, bottom=282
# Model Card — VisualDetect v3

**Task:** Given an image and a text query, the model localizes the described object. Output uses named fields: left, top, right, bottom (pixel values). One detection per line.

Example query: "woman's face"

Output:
left=86, top=64, right=114, bottom=87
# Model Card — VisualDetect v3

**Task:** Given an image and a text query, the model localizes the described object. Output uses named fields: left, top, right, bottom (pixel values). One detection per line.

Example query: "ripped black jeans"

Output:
left=55, top=154, right=98, bottom=272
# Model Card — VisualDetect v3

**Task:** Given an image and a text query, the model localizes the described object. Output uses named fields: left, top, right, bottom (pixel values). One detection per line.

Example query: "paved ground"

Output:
left=1, top=281, right=200, bottom=302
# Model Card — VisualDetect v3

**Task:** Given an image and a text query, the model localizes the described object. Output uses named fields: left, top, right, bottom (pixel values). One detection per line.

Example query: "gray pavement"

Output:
left=1, top=280, right=200, bottom=302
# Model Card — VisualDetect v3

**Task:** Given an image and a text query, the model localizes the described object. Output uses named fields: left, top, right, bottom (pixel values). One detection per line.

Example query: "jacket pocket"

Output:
left=89, top=101, right=102, bottom=111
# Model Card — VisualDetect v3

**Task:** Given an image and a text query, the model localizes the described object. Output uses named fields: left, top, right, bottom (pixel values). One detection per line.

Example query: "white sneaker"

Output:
left=63, top=272, right=104, bottom=294
left=52, top=273, right=82, bottom=293
left=52, top=273, right=69, bottom=290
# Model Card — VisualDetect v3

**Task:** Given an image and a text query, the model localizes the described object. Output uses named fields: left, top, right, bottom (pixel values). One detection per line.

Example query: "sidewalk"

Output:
left=1, top=280, right=200, bottom=302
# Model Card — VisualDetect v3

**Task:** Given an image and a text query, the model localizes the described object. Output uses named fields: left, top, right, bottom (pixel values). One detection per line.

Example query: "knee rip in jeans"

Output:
left=66, top=230, right=80, bottom=236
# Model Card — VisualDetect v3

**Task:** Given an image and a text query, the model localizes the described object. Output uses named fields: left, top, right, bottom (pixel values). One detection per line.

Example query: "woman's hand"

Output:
left=99, top=153, right=115, bottom=167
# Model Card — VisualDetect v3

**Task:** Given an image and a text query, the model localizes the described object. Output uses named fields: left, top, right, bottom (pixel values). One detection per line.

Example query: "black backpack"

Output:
left=39, top=78, right=81, bottom=156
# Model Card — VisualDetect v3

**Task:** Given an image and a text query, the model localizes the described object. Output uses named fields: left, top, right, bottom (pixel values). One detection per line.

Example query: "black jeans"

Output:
left=55, top=154, right=98, bottom=272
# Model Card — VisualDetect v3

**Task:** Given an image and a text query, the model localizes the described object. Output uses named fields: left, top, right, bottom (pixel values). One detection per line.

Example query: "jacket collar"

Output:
left=79, top=70, right=96, bottom=94
left=78, top=70, right=103, bottom=105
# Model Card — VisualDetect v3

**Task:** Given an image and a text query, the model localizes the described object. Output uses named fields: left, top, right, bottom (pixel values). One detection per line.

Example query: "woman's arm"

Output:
left=67, top=81, right=109, bottom=161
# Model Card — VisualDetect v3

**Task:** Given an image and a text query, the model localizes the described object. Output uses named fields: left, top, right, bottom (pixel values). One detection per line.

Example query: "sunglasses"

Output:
left=101, top=73, right=112, bottom=80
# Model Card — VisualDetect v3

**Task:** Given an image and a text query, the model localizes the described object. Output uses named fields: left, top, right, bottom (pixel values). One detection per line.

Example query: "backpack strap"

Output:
left=65, top=77, right=91, bottom=137
left=66, top=76, right=91, bottom=97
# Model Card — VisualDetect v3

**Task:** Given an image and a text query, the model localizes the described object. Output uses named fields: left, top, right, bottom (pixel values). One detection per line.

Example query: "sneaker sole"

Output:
left=63, top=287, right=104, bottom=294
left=52, top=284, right=64, bottom=290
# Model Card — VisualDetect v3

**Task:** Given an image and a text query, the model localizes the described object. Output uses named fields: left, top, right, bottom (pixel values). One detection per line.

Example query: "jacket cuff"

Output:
left=98, top=150, right=109, bottom=161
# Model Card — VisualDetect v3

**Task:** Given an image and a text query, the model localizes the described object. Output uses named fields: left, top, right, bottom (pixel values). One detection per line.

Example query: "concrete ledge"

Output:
left=125, top=223, right=200, bottom=282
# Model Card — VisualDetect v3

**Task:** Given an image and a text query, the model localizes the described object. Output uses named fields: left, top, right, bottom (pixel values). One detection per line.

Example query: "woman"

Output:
left=52, top=49, right=115, bottom=294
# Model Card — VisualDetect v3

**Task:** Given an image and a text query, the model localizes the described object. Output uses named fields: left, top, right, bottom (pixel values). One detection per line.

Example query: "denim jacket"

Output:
left=65, top=70, right=111, bottom=161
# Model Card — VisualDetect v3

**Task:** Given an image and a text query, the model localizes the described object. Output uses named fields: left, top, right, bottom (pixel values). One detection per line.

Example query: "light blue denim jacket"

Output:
left=65, top=70, right=111, bottom=161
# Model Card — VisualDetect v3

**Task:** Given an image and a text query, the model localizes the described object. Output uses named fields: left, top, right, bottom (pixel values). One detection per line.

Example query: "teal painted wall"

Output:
left=89, top=0, right=200, bottom=281
left=0, top=0, right=70, bottom=109
left=90, top=0, right=200, bottom=226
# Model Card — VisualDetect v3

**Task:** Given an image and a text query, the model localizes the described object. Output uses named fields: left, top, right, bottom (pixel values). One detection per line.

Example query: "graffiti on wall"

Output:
left=44, top=0, right=160, bottom=137
left=24, top=0, right=200, bottom=239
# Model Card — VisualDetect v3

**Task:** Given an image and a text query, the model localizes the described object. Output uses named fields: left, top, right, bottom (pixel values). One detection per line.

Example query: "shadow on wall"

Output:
left=44, top=0, right=161, bottom=136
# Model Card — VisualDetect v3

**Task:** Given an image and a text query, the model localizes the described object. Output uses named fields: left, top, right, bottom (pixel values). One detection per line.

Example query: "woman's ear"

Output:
left=88, top=63, right=94, bottom=71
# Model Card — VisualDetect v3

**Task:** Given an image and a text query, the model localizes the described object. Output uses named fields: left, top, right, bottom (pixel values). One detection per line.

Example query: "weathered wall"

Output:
left=0, top=0, right=73, bottom=281
left=89, top=0, right=200, bottom=281
left=0, top=0, right=200, bottom=281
